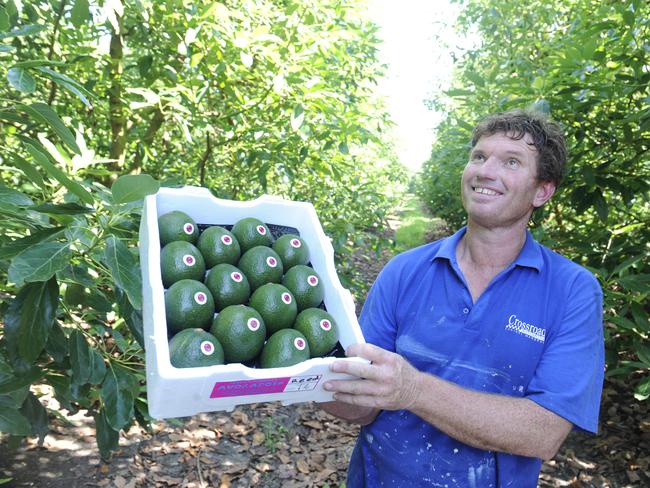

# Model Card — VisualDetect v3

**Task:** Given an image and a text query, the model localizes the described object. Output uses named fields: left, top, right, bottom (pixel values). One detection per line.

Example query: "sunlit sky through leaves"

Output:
left=366, top=0, right=470, bottom=172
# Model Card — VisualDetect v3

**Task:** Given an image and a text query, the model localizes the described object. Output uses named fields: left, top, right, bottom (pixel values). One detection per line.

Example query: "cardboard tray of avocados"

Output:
left=139, top=186, right=365, bottom=419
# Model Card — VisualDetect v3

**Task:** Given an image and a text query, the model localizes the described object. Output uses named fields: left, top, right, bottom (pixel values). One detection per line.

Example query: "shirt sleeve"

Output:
left=358, top=258, right=401, bottom=353
left=525, top=269, right=605, bottom=433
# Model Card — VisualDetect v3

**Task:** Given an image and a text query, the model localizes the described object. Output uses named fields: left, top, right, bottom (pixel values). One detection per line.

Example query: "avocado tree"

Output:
left=418, top=0, right=650, bottom=399
left=0, top=0, right=406, bottom=459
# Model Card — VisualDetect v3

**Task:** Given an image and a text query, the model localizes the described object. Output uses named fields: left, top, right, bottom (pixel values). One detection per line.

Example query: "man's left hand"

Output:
left=323, top=343, right=420, bottom=411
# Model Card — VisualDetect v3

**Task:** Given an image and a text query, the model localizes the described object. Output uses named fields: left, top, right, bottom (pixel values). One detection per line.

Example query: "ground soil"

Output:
left=1, top=207, right=648, bottom=488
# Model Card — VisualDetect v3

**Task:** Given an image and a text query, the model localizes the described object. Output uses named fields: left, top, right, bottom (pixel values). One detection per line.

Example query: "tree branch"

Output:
left=47, top=0, right=68, bottom=106
left=199, top=132, right=212, bottom=186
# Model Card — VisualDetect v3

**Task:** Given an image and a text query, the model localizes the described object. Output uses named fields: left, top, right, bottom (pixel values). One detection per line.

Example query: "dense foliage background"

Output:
left=0, top=0, right=405, bottom=458
left=1, top=0, right=648, bottom=464
left=418, top=0, right=650, bottom=400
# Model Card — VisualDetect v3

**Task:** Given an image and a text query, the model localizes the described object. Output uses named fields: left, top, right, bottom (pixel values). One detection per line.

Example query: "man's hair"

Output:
left=470, top=109, right=567, bottom=188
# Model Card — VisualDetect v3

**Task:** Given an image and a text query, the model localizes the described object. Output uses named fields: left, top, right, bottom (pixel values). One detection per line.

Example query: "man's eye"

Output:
left=471, top=154, right=485, bottom=162
left=506, top=158, right=519, bottom=167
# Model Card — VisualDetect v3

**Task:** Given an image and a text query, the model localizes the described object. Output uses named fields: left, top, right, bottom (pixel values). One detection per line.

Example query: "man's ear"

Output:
left=533, top=180, right=556, bottom=208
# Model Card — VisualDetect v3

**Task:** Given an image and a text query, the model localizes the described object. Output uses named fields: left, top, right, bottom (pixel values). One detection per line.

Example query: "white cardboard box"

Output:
left=139, top=186, right=366, bottom=419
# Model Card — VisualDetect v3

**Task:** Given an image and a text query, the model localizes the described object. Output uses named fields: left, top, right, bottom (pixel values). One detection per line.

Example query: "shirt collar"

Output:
left=432, top=226, right=543, bottom=271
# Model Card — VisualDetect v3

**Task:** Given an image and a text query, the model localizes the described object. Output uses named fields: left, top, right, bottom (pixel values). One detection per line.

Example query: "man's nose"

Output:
left=476, top=156, right=499, bottom=178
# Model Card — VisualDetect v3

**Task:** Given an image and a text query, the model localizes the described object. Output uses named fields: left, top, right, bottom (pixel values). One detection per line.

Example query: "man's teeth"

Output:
left=474, top=187, right=499, bottom=196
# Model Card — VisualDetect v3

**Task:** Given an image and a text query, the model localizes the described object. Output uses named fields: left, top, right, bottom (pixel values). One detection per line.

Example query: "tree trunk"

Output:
left=108, top=16, right=127, bottom=178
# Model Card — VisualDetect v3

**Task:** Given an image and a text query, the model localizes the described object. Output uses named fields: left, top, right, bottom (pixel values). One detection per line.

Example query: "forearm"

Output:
left=321, top=401, right=379, bottom=425
left=411, top=372, right=571, bottom=460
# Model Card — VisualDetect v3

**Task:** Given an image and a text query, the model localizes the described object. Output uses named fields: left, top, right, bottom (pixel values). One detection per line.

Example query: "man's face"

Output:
left=461, top=132, right=555, bottom=229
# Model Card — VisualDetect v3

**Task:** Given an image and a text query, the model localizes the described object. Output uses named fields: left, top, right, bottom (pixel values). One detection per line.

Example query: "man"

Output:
left=323, top=109, right=605, bottom=487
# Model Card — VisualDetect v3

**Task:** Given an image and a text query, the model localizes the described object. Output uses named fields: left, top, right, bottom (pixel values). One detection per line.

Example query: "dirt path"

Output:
left=1, top=203, right=648, bottom=487
left=1, top=379, right=648, bottom=488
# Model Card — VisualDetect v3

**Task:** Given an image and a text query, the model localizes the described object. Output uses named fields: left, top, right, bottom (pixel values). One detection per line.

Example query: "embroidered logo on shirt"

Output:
left=505, top=314, right=546, bottom=343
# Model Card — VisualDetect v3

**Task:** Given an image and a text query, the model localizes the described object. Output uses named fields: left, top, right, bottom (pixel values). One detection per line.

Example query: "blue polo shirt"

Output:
left=347, top=227, right=604, bottom=488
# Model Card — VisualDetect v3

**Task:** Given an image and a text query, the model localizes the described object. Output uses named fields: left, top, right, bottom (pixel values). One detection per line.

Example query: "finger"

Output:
left=331, top=392, right=381, bottom=408
left=324, top=378, right=379, bottom=396
left=346, top=343, right=392, bottom=363
left=330, top=359, right=378, bottom=379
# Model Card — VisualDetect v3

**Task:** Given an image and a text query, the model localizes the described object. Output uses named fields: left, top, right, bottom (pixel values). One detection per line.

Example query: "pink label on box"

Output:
left=210, top=377, right=290, bottom=398
left=209, top=374, right=323, bottom=398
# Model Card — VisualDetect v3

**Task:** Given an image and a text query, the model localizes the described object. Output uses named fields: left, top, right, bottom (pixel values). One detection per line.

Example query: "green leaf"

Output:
left=466, top=71, right=485, bottom=87
left=630, top=303, right=649, bottom=332
left=88, top=349, right=107, bottom=385
left=4, top=279, right=59, bottom=363
left=290, top=104, right=305, bottom=131
left=0, top=183, right=34, bottom=206
left=634, top=375, right=650, bottom=401
left=95, top=409, right=120, bottom=460
left=45, top=321, right=69, bottom=364
left=45, top=373, right=74, bottom=411
left=0, top=406, right=31, bottom=436
left=35, top=67, right=96, bottom=108
left=137, top=55, right=153, bottom=77
left=71, top=0, right=90, bottom=28
left=606, top=315, right=638, bottom=331
left=111, top=174, right=160, bottom=204
left=13, top=59, right=66, bottom=69
left=617, top=274, right=650, bottom=293
left=0, top=7, right=9, bottom=32
left=101, top=366, right=134, bottom=431
left=31, top=202, right=94, bottom=215
left=19, top=392, right=49, bottom=444
left=116, top=288, right=145, bottom=349
left=592, top=190, right=608, bottom=222
left=445, top=88, right=474, bottom=98
left=0, top=367, right=43, bottom=395
left=18, top=103, right=81, bottom=154
left=69, top=330, right=92, bottom=385
left=8, top=241, right=71, bottom=287
left=338, top=142, right=349, bottom=155
left=0, top=227, right=65, bottom=261
left=611, top=255, right=643, bottom=276
left=0, top=110, right=26, bottom=123
left=0, top=44, right=16, bottom=52
left=622, top=9, right=635, bottom=27
left=0, top=24, right=46, bottom=40
left=635, top=341, right=650, bottom=368
left=103, top=236, right=142, bottom=310
left=7, top=67, right=36, bottom=93
left=57, top=265, right=95, bottom=288
left=25, top=143, right=94, bottom=205
left=10, top=154, right=46, bottom=189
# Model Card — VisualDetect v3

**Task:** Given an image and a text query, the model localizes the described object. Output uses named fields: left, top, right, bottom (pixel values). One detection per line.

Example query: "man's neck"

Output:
left=459, top=222, right=528, bottom=270
left=456, top=222, right=528, bottom=303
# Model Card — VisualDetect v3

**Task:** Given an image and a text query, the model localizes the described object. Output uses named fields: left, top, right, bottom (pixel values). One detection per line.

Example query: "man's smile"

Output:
left=472, top=186, right=501, bottom=196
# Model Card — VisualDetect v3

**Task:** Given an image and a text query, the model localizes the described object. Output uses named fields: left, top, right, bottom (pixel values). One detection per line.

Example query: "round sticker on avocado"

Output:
left=221, top=235, right=233, bottom=245
left=247, top=317, right=260, bottom=331
left=183, top=254, right=196, bottom=266
left=266, top=256, right=278, bottom=267
left=200, top=341, right=215, bottom=356
left=194, top=292, right=208, bottom=305
left=290, top=238, right=301, bottom=248
left=231, top=271, right=243, bottom=283
left=183, top=223, right=195, bottom=235
left=281, top=293, right=292, bottom=305
left=294, top=337, right=306, bottom=350
left=320, top=319, right=332, bottom=331
left=256, top=225, right=267, bottom=235
left=308, top=275, right=319, bottom=286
